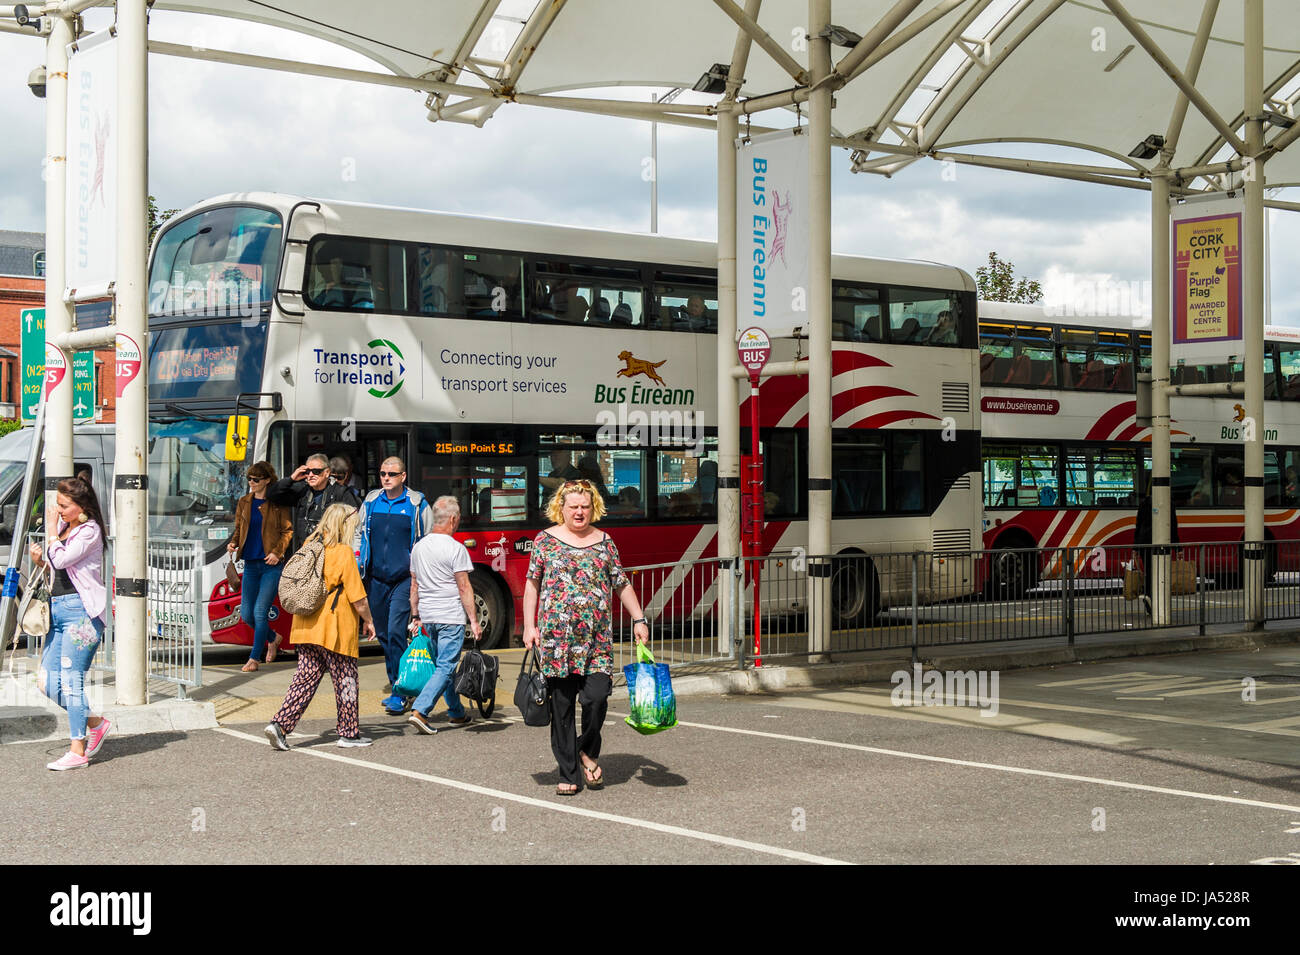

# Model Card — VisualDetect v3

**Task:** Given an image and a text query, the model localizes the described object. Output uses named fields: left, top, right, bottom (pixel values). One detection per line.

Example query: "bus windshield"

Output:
left=148, top=418, right=249, bottom=558
left=149, top=205, right=283, bottom=318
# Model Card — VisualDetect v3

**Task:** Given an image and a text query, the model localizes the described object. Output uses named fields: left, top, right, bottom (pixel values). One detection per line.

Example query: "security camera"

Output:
left=14, top=5, right=41, bottom=31
left=27, top=64, right=46, bottom=99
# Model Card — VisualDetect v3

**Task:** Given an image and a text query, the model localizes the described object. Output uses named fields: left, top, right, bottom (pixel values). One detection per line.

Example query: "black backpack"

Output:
left=454, top=647, right=499, bottom=718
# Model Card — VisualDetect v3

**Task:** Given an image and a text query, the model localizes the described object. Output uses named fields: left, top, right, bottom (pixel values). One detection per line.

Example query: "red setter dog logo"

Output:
left=1233, top=403, right=1246, bottom=422
left=617, top=351, right=668, bottom=386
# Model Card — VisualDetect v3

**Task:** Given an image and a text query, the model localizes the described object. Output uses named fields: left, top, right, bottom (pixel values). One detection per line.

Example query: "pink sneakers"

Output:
left=46, top=751, right=89, bottom=771
left=85, top=718, right=112, bottom=758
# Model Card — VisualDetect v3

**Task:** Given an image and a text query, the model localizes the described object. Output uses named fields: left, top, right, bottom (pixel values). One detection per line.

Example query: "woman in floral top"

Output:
left=29, top=478, right=110, bottom=771
left=524, top=479, right=649, bottom=795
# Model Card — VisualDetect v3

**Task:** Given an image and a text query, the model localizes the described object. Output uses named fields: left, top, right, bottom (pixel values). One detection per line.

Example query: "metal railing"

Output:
left=620, top=540, right=1300, bottom=670
left=24, top=535, right=204, bottom=698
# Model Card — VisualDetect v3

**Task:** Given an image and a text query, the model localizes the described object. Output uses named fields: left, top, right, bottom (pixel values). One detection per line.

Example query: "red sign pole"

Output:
left=737, top=327, right=772, bottom=668
left=748, top=370, right=763, bottom=667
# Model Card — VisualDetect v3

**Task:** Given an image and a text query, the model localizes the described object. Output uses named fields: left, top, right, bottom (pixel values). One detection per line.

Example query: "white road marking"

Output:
left=604, top=711, right=1300, bottom=814
left=215, top=727, right=851, bottom=865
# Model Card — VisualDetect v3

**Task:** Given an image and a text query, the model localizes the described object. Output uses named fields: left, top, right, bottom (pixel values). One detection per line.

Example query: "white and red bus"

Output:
left=978, top=300, right=1300, bottom=594
left=145, top=194, right=982, bottom=648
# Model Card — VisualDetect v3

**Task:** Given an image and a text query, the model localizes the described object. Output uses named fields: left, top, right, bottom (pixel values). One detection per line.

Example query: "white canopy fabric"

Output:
left=150, top=1, right=1300, bottom=192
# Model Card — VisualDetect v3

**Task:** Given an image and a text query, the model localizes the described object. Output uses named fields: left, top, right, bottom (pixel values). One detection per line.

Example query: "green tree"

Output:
left=975, top=251, right=1043, bottom=304
left=148, top=194, right=180, bottom=250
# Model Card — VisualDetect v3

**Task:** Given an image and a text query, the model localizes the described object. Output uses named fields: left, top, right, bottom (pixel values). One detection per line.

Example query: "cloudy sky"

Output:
left=2, top=7, right=1298, bottom=325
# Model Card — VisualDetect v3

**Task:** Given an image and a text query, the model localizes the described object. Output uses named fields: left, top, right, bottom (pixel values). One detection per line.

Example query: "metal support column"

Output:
left=1150, top=169, right=1172, bottom=625
left=806, top=0, right=833, bottom=655
left=1242, top=0, right=1266, bottom=628
left=717, top=106, right=741, bottom=655
left=43, top=15, right=75, bottom=511
left=113, top=0, right=150, bottom=703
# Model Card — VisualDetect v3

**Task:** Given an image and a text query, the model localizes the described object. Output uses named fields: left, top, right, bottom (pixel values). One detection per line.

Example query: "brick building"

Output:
left=0, top=230, right=116, bottom=423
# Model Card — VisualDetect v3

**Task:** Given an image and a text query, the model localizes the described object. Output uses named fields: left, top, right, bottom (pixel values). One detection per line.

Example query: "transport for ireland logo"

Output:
left=311, top=339, right=405, bottom=398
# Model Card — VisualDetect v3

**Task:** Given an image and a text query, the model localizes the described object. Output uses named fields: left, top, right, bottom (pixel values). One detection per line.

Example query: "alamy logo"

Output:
left=49, top=885, right=151, bottom=935
left=890, top=664, right=1000, bottom=717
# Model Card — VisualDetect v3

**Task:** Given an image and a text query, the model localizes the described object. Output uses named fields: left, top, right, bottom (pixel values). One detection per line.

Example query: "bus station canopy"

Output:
left=150, top=0, right=1300, bottom=194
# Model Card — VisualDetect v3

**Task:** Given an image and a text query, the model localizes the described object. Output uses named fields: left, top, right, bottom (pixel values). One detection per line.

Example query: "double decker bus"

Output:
left=978, top=300, right=1300, bottom=594
left=145, top=194, right=982, bottom=648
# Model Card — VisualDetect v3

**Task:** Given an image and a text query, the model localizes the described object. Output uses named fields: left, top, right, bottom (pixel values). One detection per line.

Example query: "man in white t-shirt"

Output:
left=407, top=495, right=482, bottom=734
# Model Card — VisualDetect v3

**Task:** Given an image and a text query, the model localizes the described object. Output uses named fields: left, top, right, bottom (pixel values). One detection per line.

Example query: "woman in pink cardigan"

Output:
left=29, top=477, right=110, bottom=771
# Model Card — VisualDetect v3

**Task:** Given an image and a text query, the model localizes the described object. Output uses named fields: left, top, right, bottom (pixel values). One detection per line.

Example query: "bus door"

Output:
left=290, top=423, right=410, bottom=499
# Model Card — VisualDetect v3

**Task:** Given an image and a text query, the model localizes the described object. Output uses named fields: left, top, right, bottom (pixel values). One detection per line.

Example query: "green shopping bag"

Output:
left=394, top=632, right=435, bottom=697
left=621, top=643, right=678, bottom=735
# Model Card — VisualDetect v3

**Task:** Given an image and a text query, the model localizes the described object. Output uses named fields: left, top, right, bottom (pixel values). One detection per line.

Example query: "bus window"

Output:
left=150, top=205, right=282, bottom=317
left=1171, top=446, right=1213, bottom=507
left=1215, top=451, right=1245, bottom=507
left=1275, top=450, right=1300, bottom=506
left=1016, top=325, right=1056, bottom=387
left=978, top=325, right=1014, bottom=384
left=1064, top=446, right=1139, bottom=507
left=1231, top=352, right=1279, bottom=399
left=983, top=443, right=1057, bottom=507
left=305, top=236, right=403, bottom=312
left=832, top=434, right=886, bottom=514
left=1264, top=450, right=1284, bottom=507
left=888, top=288, right=959, bottom=344
left=654, top=281, right=717, bottom=333
left=462, top=251, right=523, bottom=318
left=1280, top=347, right=1300, bottom=399
left=892, top=433, right=925, bottom=511
left=832, top=285, right=882, bottom=342
left=416, top=245, right=457, bottom=314
left=656, top=449, right=715, bottom=519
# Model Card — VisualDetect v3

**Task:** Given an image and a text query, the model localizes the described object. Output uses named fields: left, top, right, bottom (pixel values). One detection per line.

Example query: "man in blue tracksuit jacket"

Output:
left=356, top=456, right=435, bottom=714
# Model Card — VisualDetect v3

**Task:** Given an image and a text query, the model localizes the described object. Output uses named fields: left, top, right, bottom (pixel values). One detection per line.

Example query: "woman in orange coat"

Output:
left=264, top=503, right=376, bottom=749
left=228, top=461, right=294, bottom=671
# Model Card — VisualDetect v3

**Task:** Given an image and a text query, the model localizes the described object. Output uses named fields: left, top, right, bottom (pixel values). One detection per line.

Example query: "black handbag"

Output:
left=513, top=648, right=551, bottom=727
left=454, top=647, right=499, bottom=718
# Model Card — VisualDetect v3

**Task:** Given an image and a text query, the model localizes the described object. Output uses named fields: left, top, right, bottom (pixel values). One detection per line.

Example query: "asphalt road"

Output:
left=5, top=646, right=1300, bottom=867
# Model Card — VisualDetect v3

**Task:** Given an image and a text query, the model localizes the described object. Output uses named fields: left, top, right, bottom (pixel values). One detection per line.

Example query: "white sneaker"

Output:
left=337, top=736, right=373, bottom=748
left=264, top=723, right=290, bottom=751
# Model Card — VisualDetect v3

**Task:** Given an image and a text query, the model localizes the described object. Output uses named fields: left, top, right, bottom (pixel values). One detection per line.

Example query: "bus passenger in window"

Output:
left=924, top=310, right=957, bottom=345
left=1286, top=466, right=1299, bottom=504
left=684, top=294, right=714, bottom=331
left=540, top=450, right=582, bottom=494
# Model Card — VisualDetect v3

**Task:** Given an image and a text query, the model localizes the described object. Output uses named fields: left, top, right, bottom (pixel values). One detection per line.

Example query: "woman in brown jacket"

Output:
left=227, top=461, right=295, bottom=671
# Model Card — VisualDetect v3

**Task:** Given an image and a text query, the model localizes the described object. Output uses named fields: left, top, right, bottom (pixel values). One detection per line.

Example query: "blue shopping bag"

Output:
left=394, top=632, right=435, bottom=697
left=621, top=643, right=678, bottom=735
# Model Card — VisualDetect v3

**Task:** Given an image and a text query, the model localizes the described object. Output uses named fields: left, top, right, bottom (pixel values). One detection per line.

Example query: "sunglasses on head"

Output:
left=561, top=480, right=594, bottom=490
left=305, top=467, right=327, bottom=475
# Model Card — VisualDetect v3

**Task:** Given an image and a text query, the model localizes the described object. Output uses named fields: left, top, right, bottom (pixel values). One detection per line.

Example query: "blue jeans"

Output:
left=412, top=623, right=468, bottom=719
left=39, top=593, right=105, bottom=740
left=240, top=558, right=284, bottom=662
left=368, top=576, right=412, bottom=691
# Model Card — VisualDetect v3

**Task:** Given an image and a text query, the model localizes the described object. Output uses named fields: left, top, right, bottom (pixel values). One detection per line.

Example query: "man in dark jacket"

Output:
left=268, top=453, right=357, bottom=552
left=1134, top=485, right=1179, bottom=613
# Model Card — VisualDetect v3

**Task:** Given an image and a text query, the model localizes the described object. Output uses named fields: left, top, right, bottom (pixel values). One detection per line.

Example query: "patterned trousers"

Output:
left=271, top=644, right=359, bottom=738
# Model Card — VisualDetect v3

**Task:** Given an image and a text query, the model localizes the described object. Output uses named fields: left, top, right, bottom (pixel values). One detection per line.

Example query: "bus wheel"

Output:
left=988, top=540, right=1036, bottom=599
left=831, top=554, right=879, bottom=627
left=469, top=569, right=508, bottom=651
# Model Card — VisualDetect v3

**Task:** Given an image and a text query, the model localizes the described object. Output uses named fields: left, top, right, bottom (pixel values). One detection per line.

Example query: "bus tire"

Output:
left=830, top=553, right=879, bottom=627
left=988, top=536, right=1036, bottom=599
left=469, top=569, right=508, bottom=651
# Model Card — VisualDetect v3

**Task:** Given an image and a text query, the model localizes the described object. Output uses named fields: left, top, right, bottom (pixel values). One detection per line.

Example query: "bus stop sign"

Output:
left=738, top=326, right=772, bottom=378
